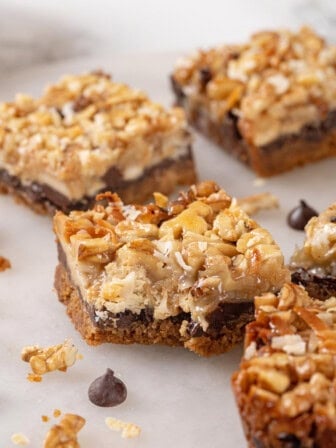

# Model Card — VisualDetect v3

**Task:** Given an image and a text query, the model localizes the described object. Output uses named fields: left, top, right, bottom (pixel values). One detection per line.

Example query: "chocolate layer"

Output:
left=291, top=267, right=336, bottom=301
left=57, top=242, right=254, bottom=340
left=171, top=77, right=250, bottom=165
left=0, top=149, right=193, bottom=213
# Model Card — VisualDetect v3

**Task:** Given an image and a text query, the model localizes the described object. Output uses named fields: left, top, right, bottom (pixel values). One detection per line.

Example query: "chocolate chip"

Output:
left=287, top=200, right=318, bottom=231
left=199, top=67, right=212, bottom=88
left=88, top=369, right=127, bottom=407
left=277, top=433, right=301, bottom=448
left=330, top=217, right=336, bottom=223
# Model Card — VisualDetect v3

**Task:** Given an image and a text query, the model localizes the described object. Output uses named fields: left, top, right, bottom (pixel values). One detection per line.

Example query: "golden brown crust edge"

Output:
left=0, top=156, right=197, bottom=215
left=54, top=263, right=246, bottom=357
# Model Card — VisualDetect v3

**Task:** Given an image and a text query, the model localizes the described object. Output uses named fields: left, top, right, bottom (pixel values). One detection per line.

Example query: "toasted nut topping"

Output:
left=21, top=341, right=78, bottom=377
left=105, top=417, right=141, bottom=439
left=43, top=414, right=85, bottom=448
left=291, top=201, right=336, bottom=271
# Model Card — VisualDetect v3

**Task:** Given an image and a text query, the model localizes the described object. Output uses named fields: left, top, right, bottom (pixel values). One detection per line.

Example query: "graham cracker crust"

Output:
left=54, top=263, right=246, bottom=357
left=0, top=155, right=197, bottom=215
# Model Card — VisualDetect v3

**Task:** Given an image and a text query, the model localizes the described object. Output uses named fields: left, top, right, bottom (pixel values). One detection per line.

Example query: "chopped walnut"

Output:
left=21, top=340, right=78, bottom=377
left=43, top=414, right=85, bottom=448
left=0, top=255, right=11, bottom=271
left=105, top=417, right=141, bottom=439
left=237, top=192, right=279, bottom=215
left=173, top=27, right=336, bottom=147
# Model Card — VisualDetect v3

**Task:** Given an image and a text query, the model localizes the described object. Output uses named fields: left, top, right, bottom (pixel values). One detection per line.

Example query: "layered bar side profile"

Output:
left=232, top=282, right=336, bottom=448
left=53, top=181, right=289, bottom=356
left=291, top=202, right=336, bottom=300
left=0, top=71, right=196, bottom=214
left=171, top=27, right=336, bottom=177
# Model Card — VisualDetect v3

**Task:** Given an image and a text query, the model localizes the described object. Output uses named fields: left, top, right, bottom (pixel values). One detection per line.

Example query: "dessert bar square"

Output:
left=291, top=201, right=336, bottom=300
left=171, top=27, right=336, bottom=177
left=53, top=181, right=289, bottom=356
left=0, top=71, right=196, bottom=214
left=232, top=283, right=336, bottom=447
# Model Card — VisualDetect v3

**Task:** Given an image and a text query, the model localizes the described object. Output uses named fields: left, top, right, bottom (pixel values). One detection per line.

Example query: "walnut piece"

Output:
left=43, top=414, right=85, bottom=448
left=105, top=417, right=141, bottom=439
left=0, top=255, right=11, bottom=271
left=21, top=340, right=78, bottom=377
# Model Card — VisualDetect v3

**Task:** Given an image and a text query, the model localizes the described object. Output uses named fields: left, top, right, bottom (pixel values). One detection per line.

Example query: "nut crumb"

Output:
left=27, top=373, right=42, bottom=382
left=21, top=340, right=78, bottom=377
left=105, top=417, right=141, bottom=439
left=0, top=255, right=11, bottom=272
left=237, top=192, right=279, bottom=215
left=253, top=178, right=266, bottom=187
left=43, top=413, right=85, bottom=448
left=41, top=415, right=49, bottom=423
left=53, top=409, right=61, bottom=418
left=11, top=433, right=29, bottom=445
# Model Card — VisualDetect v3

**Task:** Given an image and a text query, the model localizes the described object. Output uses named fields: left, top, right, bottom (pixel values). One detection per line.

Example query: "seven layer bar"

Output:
left=171, top=27, right=336, bottom=176
left=53, top=181, right=289, bottom=356
left=232, top=282, right=336, bottom=448
left=0, top=71, right=196, bottom=214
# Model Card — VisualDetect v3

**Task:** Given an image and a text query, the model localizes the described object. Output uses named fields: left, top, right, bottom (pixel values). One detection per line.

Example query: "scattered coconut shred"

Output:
left=11, top=433, right=30, bottom=446
left=105, top=417, right=141, bottom=439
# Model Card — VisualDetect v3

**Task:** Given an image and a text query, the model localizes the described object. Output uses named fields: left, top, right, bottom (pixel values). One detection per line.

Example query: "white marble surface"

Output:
left=1, top=53, right=336, bottom=447
left=1, top=0, right=336, bottom=74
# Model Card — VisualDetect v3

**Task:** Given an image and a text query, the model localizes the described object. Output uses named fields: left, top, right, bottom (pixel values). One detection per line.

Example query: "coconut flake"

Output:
left=122, top=205, right=141, bottom=221
left=244, top=341, right=257, bottom=360
left=271, top=334, right=306, bottom=355
left=175, top=252, right=192, bottom=271
left=197, top=241, right=208, bottom=251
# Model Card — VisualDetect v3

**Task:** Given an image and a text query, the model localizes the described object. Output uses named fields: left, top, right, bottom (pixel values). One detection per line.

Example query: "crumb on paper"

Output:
left=76, top=353, right=84, bottom=361
left=253, top=177, right=266, bottom=187
left=41, top=415, right=49, bottom=423
left=43, top=413, right=85, bottom=448
left=105, top=417, right=141, bottom=439
left=0, top=255, right=11, bottom=272
left=11, top=433, right=30, bottom=445
left=27, top=373, right=42, bottom=382
left=21, top=340, right=78, bottom=377
left=53, top=409, right=61, bottom=418
left=237, top=192, right=279, bottom=216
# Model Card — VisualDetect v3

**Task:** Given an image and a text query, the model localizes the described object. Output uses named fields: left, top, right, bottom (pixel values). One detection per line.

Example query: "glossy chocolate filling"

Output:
left=291, top=267, right=336, bottom=301
left=0, top=150, right=192, bottom=213
left=57, top=243, right=254, bottom=339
